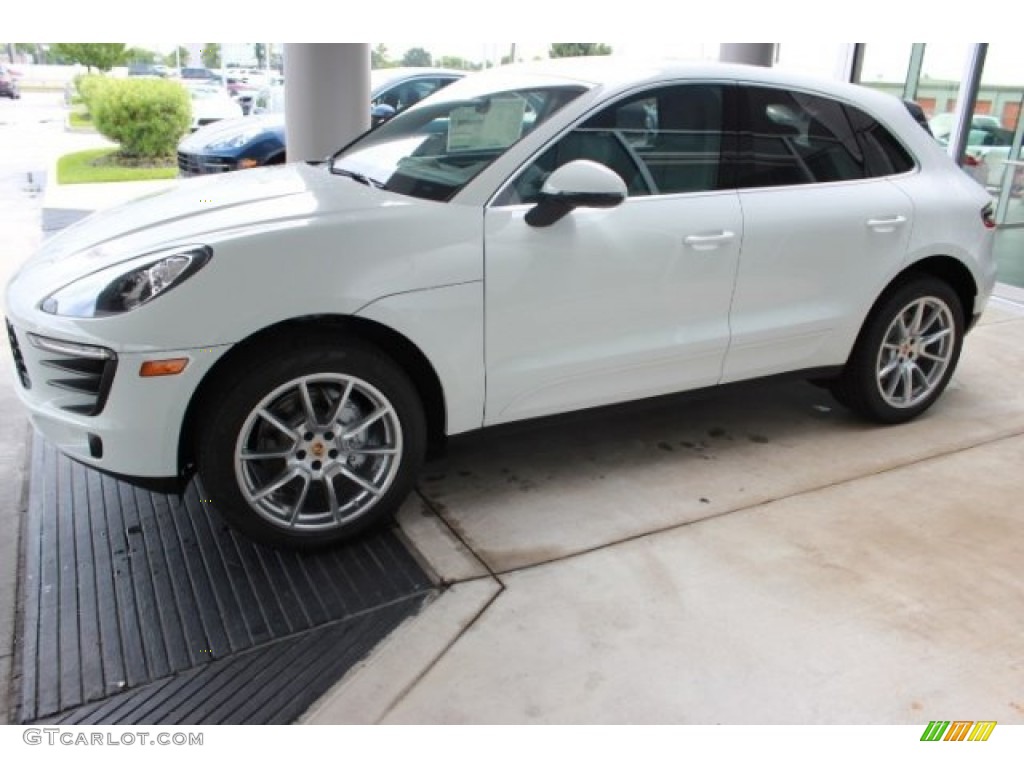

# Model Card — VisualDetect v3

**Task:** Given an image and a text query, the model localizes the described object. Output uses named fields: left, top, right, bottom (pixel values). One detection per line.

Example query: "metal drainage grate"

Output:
left=16, top=435, right=435, bottom=724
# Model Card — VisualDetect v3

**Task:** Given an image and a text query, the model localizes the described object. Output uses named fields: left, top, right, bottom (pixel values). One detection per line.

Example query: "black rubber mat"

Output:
left=39, top=600, right=418, bottom=725
left=16, top=435, right=434, bottom=724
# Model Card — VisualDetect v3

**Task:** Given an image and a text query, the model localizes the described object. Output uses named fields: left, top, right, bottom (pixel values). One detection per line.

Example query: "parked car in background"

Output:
left=225, top=78, right=263, bottom=114
left=128, top=63, right=169, bottom=78
left=7, top=59, right=996, bottom=550
left=176, top=67, right=463, bottom=176
left=929, top=111, right=1021, bottom=190
left=0, top=64, right=21, bottom=99
left=252, top=84, right=285, bottom=115
left=928, top=111, right=1001, bottom=138
left=226, top=68, right=280, bottom=88
left=186, top=82, right=243, bottom=132
left=963, top=128, right=1022, bottom=192
left=180, top=67, right=220, bottom=83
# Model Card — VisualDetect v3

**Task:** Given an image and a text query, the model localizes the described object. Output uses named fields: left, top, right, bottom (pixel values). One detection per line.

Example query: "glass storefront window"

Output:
left=916, top=43, right=972, bottom=123
left=856, top=44, right=1024, bottom=286
left=857, top=44, right=916, bottom=96
left=977, top=47, right=1024, bottom=230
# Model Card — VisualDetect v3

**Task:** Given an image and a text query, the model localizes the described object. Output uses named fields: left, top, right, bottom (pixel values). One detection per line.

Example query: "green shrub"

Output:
left=74, top=73, right=111, bottom=117
left=92, top=79, right=191, bottom=159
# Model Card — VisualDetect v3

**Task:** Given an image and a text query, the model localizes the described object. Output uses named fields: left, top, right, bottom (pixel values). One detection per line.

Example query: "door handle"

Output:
left=684, top=231, right=735, bottom=250
left=866, top=215, right=907, bottom=232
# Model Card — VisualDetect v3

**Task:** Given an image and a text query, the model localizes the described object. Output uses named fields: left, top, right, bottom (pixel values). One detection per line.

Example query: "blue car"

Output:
left=176, top=67, right=464, bottom=177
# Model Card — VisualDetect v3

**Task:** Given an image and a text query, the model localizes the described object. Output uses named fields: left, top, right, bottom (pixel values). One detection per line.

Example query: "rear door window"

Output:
left=738, top=86, right=868, bottom=187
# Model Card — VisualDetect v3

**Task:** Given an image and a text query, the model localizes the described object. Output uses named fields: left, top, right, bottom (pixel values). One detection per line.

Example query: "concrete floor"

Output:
left=0, top=91, right=69, bottom=725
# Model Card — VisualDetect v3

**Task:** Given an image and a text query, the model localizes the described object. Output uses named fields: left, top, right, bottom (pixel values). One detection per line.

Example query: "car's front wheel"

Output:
left=832, top=276, right=965, bottom=424
left=196, top=337, right=426, bottom=549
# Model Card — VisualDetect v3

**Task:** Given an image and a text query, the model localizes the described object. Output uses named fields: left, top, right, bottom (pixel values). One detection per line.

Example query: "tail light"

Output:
left=981, top=203, right=997, bottom=230
left=963, top=155, right=981, bottom=167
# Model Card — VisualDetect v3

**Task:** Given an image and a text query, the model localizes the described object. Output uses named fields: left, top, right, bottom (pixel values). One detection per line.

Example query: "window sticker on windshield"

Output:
left=447, top=97, right=527, bottom=152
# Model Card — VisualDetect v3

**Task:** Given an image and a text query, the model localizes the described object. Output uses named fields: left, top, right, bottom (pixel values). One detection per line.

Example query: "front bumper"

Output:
left=6, top=317, right=231, bottom=478
left=177, top=150, right=239, bottom=177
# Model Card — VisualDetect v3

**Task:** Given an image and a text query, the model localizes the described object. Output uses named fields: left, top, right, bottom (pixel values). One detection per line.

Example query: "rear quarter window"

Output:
left=844, top=103, right=917, bottom=177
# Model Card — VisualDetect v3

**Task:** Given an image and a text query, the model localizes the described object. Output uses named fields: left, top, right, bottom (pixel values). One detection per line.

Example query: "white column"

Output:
left=283, top=43, right=370, bottom=163
left=718, top=44, right=776, bottom=67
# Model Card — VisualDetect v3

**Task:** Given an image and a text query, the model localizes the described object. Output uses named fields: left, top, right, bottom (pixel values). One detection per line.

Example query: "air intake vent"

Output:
left=6, top=319, right=30, bottom=389
left=42, top=354, right=117, bottom=415
left=26, top=333, right=118, bottom=416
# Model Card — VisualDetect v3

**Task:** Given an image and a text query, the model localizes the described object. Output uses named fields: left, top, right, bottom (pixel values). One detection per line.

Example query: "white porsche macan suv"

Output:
left=5, top=59, right=997, bottom=549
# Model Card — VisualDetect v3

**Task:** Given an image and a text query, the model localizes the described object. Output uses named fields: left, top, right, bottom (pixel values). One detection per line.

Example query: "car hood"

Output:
left=11, top=163, right=398, bottom=292
left=180, top=113, right=284, bottom=151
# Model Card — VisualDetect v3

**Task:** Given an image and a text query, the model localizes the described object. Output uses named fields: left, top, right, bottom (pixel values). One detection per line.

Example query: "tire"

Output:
left=832, top=276, right=964, bottom=424
left=196, top=336, right=426, bottom=550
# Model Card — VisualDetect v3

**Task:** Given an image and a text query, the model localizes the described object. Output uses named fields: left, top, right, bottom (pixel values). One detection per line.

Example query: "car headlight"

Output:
left=206, top=128, right=264, bottom=150
left=40, top=246, right=212, bottom=318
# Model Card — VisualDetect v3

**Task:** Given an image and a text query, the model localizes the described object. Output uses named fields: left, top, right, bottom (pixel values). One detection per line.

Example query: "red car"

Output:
left=0, top=64, right=21, bottom=99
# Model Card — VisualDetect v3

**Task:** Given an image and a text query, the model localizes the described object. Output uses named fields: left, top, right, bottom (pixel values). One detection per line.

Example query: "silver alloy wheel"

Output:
left=233, top=373, right=403, bottom=531
left=875, top=296, right=955, bottom=409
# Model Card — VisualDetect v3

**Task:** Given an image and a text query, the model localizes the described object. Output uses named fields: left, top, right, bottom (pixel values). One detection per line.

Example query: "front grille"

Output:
left=177, top=151, right=236, bottom=177
left=6, top=319, right=30, bottom=389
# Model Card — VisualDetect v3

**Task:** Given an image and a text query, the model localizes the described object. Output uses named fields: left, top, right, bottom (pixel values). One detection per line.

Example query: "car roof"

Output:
left=436, top=56, right=915, bottom=132
left=459, top=56, right=899, bottom=104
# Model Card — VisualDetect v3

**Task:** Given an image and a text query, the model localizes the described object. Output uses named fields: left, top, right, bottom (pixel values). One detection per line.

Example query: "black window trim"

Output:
left=733, top=81, right=920, bottom=192
left=487, top=78, right=742, bottom=208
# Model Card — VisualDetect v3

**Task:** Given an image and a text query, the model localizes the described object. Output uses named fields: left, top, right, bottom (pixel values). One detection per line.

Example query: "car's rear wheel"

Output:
left=832, top=276, right=964, bottom=423
left=196, top=337, right=426, bottom=549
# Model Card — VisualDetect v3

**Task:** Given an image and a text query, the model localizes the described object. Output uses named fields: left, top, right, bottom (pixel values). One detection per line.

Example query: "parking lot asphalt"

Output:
left=3, top=91, right=1024, bottom=723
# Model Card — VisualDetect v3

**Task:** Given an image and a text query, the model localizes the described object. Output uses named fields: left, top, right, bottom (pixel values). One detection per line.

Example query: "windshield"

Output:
left=330, top=84, right=586, bottom=202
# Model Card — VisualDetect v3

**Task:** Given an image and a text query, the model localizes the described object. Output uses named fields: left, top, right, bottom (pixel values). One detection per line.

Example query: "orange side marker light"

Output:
left=140, top=358, right=189, bottom=377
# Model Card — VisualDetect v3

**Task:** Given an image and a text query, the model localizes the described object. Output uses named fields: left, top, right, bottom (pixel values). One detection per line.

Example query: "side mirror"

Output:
left=370, top=103, right=397, bottom=129
left=525, top=159, right=627, bottom=227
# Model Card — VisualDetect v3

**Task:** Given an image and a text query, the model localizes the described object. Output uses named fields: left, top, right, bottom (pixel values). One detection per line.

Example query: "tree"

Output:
left=254, top=43, right=266, bottom=69
left=50, top=43, right=126, bottom=72
left=371, top=44, right=392, bottom=69
left=92, top=78, right=191, bottom=159
left=401, top=47, right=432, bottom=67
left=123, top=46, right=157, bottom=65
left=14, top=43, right=37, bottom=61
left=549, top=43, right=613, bottom=59
left=164, top=46, right=189, bottom=68
left=201, top=43, right=220, bottom=69
left=436, top=55, right=481, bottom=71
